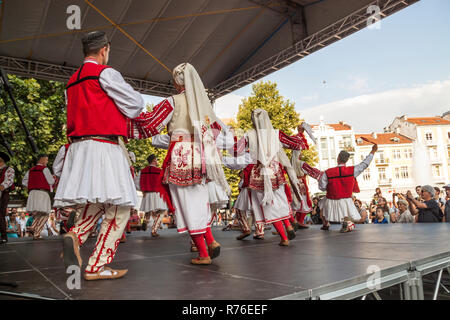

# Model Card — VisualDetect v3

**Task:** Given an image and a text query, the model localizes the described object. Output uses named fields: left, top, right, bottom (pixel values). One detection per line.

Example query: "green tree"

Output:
left=0, top=75, right=67, bottom=200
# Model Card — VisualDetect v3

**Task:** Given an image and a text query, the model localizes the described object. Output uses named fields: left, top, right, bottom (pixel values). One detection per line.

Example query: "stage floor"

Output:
left=1, top=224, right=450, bottom=300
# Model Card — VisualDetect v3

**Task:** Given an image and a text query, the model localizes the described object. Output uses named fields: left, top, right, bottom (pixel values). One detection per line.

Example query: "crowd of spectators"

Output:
left=300, top=184, right=450, bottom=225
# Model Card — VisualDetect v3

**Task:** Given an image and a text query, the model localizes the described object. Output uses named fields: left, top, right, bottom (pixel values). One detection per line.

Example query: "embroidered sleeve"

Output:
left=1, top=167, right=15, bottom=189
left=279, top=131, right=307, bottom=150
left=127, top=97, right=174, bottom=139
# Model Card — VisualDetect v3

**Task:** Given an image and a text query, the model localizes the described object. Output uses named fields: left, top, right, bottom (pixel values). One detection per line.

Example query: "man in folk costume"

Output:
left=290, top=122, right=317, bottom=229
left=55, top=31, right=145, bottom=280
left=0, top=152, right=15, bottom=244
left=135, top=154, right=174, bottom=237
left=298, top=144, right=378, bottom=232
left=22, top=154, right=55, bottom=240
left=222, top=109, right=308, bottom=246
left=129, top=63, right=231, bottom=265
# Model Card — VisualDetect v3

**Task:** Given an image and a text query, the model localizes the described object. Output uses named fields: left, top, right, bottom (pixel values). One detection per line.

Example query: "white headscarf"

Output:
left=248, top=109, right=301, bottom=205
left=172, top=63, right=230, bottom=194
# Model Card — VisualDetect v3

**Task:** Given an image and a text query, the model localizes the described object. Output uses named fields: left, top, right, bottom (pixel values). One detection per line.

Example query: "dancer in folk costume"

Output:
left=53, top=143, right=78, bottom=233
left=135, top=154, right=174, bottom=237
left=55, top=31, right=145, bottom=280
left=297, top=143, right=378, bottom=232
left=0, top=152, right=15, bottom=244
left=22, top=154, right=55, bottom=240
left=223, top=109, right=308, bottom=246
left=128, top=63, right=232, bottom=265
left=290, top=122, right=317, bottom=229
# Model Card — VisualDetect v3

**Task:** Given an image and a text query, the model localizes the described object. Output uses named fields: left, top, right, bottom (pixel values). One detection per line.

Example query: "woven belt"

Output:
left=71, top=136, right=119, bottom=144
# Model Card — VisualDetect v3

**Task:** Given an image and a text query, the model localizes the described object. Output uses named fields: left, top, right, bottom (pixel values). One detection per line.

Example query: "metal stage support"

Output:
left=275, top=252, right=450, bottom=300
left=0, top=0, right=418, bottom=100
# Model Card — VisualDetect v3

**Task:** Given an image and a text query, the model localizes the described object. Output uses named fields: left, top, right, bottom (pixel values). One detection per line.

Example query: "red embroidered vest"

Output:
left=66, top=62, right=127, bottom=137
left=140, top=166, right=163, bottom=192
left=325, top=166, right=356, bottom=199
left=28, top=165, right=50, bottom=191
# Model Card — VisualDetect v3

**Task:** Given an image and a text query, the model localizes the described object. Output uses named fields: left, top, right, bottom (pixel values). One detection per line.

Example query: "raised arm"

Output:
left=279, top=131, right=308, bottom=150
left=127, top=98, right=175, bottom=139
left=354, top=144, right=377, bottom=177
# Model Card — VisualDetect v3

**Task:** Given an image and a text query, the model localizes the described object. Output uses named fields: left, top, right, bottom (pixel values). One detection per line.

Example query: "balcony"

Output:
left=375, top=158, right=390, bottom=166
left=378, top=178, right=392, bottom=186
left=429, top=156, right=442, bottom=164
left=338, top=144, right=355, bottom=153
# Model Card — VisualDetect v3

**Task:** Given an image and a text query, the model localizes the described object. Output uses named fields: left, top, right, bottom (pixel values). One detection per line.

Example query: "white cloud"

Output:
left=213, top=93, right=245, bottom=119
left=299, top=79, right=450, bottom=132
left=346, top=75, right=369, bottom=92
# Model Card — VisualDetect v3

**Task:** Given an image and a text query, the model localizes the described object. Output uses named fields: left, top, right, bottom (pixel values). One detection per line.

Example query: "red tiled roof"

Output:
left=405, top=117, right=450, bottom=126
left=311, top=123, right=352, bottom=131
left=355, top=133, right=413, bottom=146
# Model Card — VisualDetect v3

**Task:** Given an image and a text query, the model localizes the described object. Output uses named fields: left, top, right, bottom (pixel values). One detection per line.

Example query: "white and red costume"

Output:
left=54, top=58, right=145, bottom=274
left=22, top=164, right=55, bottom=238
left=299, top=154, right=373, bottom=222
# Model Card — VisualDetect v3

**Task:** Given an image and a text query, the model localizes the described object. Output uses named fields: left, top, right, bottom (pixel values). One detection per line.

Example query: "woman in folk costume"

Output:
left=129, top=63, right=231, bottom=265
left=223, top=109, right=307, bottom=246
left=290, top=122, right=317, bottom=229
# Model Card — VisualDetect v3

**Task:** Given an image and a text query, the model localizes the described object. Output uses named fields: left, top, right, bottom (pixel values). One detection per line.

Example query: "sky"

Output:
left=144, top=0, right=450, bottom=133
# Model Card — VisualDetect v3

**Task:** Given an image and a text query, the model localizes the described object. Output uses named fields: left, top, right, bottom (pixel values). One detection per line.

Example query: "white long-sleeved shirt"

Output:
left=52, top=145, right=66, bottom=177
left=318, top=154, right=374, bottom=191
left=64, top=59, right=145, bottom=120
left=22, top=166, right=55, bottom=192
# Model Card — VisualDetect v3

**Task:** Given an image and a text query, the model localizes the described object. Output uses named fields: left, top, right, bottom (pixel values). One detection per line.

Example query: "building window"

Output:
left=425, top=132, right=433, bottom=142
left=433, top=165, right=441, bottom=177
left=320, top=138, right=328, bottom=160
left=409, top=149, right=413, bottom=158
left=393, top=150, right=401, bottom=159
left=401, top=166, right=409, bottom=179
left=394, top=167, right=400, bottom=179
left=378, top=168, right=386, bottom=180
left=379, top=152, right=385, bottom=163
left=363, top=169, right=371, bottom=181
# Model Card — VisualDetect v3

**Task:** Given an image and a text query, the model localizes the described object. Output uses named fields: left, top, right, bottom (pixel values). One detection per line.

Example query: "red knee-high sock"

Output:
left=296, top=212, right=307, bottom=224
left=203, top=227, right=215, bottom=246
left=289, top=215, right=295, bottom=224
left=191, top=234, right=209, bottom=257
left=273, top=221, right=288, bottom=241
left=283, top=218, right=292, bottom=229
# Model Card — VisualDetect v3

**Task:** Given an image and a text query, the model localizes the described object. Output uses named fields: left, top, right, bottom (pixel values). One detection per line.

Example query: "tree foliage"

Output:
left=0, top=75, right=67, bottom=199
left=224, top=81, right=319, bottom=200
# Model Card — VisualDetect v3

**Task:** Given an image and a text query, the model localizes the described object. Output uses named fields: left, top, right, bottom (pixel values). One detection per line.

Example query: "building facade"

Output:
left=354, top=133, right=414, bottom=202
left=385, top=115, right=450, bottom=188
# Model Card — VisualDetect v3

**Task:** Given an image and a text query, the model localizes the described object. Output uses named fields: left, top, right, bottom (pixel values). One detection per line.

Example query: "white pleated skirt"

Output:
left=233, top=188, right=252, bottom=212
left=26, top=190, right=52, bottom=213
left=250, top=187, right=291, bottom=224
left=140, top=192, right=168, bottom=212
left=53, top=140, right=137, bottom=208
left=292, top=193, right=312, bottom=213
left=323, top=198, right=361, bottom=222
left=169, top=183, right=210, bottom=235
left=207, top=181, right=229, bottom=209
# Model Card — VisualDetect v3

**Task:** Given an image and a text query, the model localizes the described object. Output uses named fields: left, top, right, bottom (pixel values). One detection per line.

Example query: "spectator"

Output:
left=18, top=212, right=28, bottom=237
left=415, top=186, right=423, bottom=201
left=373, top=187, right=383, bottom=199
left=406, top=186, right=443, bottom=222
left=444, top=184, right=450, bottom=223
left=7, top=212, right=20, bottom=238
left=353, top=199, right=369, bottom=224
left=310, top=197, right=322, bottom=225
left=377, top=197, right=391, bottom=223
left=396, top=199, right=415, bottom=223
left=46, top=212, right=59, bottom=236
left=373, top=207, right=388, bottom=224
left=434, top=187, right=446, bottom=215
